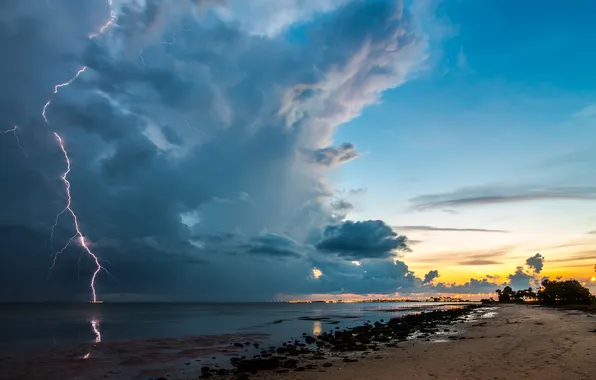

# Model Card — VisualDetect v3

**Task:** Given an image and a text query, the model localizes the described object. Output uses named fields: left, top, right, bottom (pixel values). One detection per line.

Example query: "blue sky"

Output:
left=335, top=0, right=596, bottom=282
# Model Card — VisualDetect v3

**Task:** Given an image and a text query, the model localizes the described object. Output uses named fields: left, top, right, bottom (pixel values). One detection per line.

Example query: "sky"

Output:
left=0, top=0, right=594, bottom=302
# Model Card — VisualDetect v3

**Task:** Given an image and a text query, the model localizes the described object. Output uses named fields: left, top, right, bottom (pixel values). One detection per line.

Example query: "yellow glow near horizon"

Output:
left=351, top=261, right=361, bottom=266
left=401, top=232, right=596, bottom=286
left=425, top=267, right=595, bottom=286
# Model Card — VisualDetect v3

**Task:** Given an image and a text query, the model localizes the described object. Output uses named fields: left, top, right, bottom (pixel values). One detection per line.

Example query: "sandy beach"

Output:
left=256, top=305, right=596, bottom=380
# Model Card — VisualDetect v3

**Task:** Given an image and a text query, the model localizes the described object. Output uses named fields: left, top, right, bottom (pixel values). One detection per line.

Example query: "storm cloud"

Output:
left=525, top=253, right=545, bottom=273
left=507, top=266, right=535, bottom=289
left=0, top=0, right=430, bottom=301
left=423, top=270, right=439, bottom=284
left=434, top=277, right=500, bottom=294
left=315, top=220, right=410, bottom=260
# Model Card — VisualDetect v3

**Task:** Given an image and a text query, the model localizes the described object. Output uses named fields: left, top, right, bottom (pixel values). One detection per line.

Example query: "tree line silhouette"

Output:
left=493, top=279, right=595, bottom=305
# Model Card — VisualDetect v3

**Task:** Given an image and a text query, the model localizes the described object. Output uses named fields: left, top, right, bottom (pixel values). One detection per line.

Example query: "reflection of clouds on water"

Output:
left=312, top=321, right=322, bottom=336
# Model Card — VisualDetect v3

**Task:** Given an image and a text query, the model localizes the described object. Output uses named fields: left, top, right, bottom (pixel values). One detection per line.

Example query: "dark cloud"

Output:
left=434, top=277, right=500, bottom=294
left=588, top=230, right=596, bottom=234
left=525, top=253, right=544, bottom=273
left=308, top=258, right=423, bottom=295
left=0, top=0, right=429, bottom=301
left=308, top=143, right=359, bottom=166
left=160, top=125, right=184, bottom=145
left=458, top=259, right=502, bottom=266
left=330, top=199, right=353, bottom=221
left=315, top=220, right=409, bottom=260
left=335, top=188, right=367, bottom=195
left=429, top=256, right=550, bottom=294
left=331, top=199, right=353, bottom=211
left=395, top=225, right=509, bottom=233
left=507, top=266, right=534, bottom=290
left=409, top=186, right=596, bottom=211
left=244, top=233, right=304, bottom=259
left=423, top=270, right=439, bottom=284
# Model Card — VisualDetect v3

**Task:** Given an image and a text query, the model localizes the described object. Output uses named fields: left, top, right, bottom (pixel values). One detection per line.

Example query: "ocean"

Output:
left=0, top=302, right=471, bottom=350
left=0, top=302, right=471, bottom=379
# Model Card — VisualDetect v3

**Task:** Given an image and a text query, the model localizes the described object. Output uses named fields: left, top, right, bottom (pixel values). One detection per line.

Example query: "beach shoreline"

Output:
left=254, top=304, right=596, bottom=380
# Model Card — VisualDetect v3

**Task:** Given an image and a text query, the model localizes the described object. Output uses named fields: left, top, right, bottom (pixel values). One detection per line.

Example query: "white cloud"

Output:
left=217, top=0, right=352, bottom=37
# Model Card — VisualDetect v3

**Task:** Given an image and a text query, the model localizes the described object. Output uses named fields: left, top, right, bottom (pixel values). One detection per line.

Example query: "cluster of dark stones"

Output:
left=197, top=306, right=478, bottom=379
left=316, top=307, right=477, bottom=352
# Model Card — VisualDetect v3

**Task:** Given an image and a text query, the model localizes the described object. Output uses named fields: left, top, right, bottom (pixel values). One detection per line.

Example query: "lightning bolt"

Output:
left=138, top=28, right=192, bottom=66
left=42, top=0, right=117, bottom=122
left=89, top=0, right=118, bottom=39
left=138, top=48, right=146, bottom=66
left=42, top=67, right=87, bottom=123
left=0, top=126, right=28, bottom=157
left=41, top=0, right=118, bottom=303
left=49, top=233, right=77, bottom=272
left=52, top=133, right=103, bottom=302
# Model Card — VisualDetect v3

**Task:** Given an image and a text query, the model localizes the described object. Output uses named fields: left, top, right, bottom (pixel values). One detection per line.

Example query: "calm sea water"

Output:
left=0, top=302, right=466, bottom=352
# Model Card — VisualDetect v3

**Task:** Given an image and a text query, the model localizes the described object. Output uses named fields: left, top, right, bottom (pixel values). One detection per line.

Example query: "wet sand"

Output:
left=257, top=304, right=596, bottom=380
left=0, top=333, right=268, bottom=380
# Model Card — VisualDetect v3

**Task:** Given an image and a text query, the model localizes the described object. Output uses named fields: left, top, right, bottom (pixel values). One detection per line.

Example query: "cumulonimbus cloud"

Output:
left=0, top=0, right=432, bottom=301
